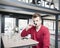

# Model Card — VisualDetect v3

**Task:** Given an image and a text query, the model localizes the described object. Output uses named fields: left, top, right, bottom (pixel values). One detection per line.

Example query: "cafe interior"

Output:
left=0, top=0, right=60, bottom=48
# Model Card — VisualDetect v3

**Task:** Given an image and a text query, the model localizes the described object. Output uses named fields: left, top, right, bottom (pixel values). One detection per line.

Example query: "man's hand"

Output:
left=26, top=24, right=33, bottom=31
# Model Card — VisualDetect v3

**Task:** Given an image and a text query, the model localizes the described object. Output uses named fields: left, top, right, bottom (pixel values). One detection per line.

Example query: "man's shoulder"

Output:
left=42, top=25, right=48, bottom=30
left=42, top=25, right=49, bottom=34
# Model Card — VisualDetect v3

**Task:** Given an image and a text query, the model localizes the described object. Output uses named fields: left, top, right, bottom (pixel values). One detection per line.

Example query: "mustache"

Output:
left=34, top=23, right=37, bottom=25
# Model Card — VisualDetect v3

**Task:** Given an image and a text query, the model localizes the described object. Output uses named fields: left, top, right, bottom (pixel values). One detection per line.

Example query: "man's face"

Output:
left=32, top=17, right=42, bottom=27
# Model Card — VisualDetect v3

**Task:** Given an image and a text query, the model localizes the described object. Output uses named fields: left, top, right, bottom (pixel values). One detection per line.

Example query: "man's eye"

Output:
left=33, top=21, right=35, bottom=22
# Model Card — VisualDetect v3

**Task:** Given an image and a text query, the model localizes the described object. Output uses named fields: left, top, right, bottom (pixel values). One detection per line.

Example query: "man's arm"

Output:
left=43, top=28, right=50, bottom=48
left=21, top=29, right=31, bottom=37
left=21, top=24, right=32, bottom=37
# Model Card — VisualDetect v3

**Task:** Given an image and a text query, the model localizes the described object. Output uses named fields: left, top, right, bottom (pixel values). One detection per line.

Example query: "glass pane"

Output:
left=29, top=19, right=33, bottom=24
left=0, top=14, right=1, bottom=34
left=44, top=20, right=55, bottom=32
left=0, top=14, right=1, bottom=47
left=18, top=19, right=28, bottom=33
left=4, top=17, right=16, bottom=35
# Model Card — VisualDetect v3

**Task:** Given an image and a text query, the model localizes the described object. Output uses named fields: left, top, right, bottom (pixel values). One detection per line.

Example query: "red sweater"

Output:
left=21, top=25, right=50, bottom=48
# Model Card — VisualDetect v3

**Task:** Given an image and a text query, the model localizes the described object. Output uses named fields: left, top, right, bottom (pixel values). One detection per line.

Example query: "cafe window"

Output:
left=4, top=17, right=16, bottom=34
left=18, top=19, right=28, bottom=33
left=43, top=20, right=55, bottom=34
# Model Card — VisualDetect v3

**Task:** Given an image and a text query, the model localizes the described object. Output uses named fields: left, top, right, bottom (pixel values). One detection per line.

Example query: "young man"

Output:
left=21, top=13, right=50, bottom=48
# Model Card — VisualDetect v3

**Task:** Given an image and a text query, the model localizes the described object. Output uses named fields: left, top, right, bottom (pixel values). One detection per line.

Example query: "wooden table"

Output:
left=1, top=33, right=38, bottom=48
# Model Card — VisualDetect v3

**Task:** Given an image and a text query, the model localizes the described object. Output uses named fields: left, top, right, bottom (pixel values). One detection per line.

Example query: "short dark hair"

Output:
left=32, top=12, right=42, bottom=19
